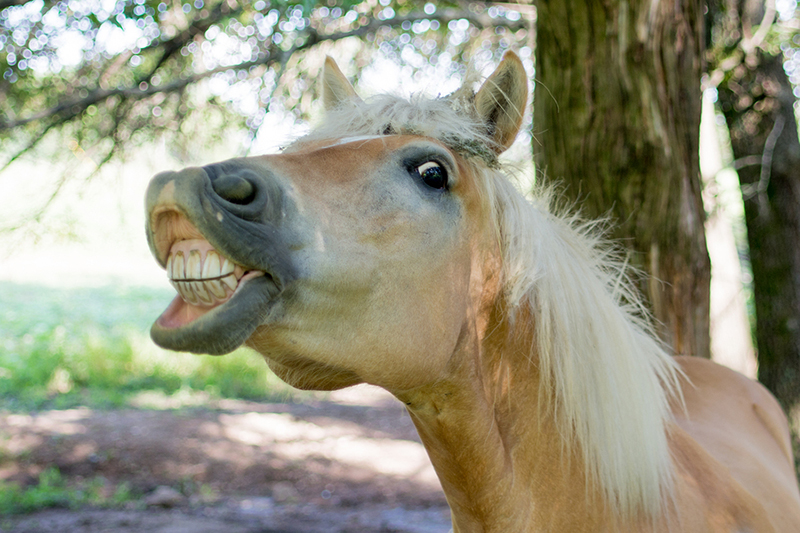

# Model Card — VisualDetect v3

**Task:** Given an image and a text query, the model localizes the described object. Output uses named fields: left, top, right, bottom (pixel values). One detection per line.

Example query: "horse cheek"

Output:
left=375, top=242, right=473, bottom=390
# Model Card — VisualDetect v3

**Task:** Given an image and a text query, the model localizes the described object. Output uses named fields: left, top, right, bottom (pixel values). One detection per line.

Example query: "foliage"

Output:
left=0, top=282, right=298, bottom=411
left=706, top=0, right=800, bottom=115
left=0, top=0, right=529, bottom=184
left=0, top=466, right=136, bottom=515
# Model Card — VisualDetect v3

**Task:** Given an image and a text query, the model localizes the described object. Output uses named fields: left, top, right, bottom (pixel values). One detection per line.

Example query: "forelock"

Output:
left=293, top=93, right=500, bottom=168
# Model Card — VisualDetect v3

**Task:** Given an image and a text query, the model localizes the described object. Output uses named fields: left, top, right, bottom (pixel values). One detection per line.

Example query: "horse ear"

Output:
left=474, top=52, right=528, bottom=153
left=322, top=56, right=361, bottom=111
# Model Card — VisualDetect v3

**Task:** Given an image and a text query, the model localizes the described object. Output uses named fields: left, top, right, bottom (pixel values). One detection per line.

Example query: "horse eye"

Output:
left=416, top=161, right=448, bottom=190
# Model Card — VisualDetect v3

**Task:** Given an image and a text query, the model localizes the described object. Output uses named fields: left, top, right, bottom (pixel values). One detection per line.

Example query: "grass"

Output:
left=0, top=467, right=136, bottom=515
left=0, top=281, right=298, bottom=411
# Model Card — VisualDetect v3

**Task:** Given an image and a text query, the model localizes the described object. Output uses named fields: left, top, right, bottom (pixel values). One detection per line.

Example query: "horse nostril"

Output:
left=212, top=175, right=256, bottom=205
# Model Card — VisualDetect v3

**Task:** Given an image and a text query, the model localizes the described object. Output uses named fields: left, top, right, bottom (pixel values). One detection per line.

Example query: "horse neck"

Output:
left=395, top=301, right=614, bottom=533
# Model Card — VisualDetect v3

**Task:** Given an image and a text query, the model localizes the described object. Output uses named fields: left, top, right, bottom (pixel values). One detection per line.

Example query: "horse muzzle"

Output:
left=144, top=160, right=296, bottom=355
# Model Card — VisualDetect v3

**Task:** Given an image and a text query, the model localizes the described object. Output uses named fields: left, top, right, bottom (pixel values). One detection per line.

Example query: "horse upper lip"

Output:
left=150, top=209, right=252, bottom=272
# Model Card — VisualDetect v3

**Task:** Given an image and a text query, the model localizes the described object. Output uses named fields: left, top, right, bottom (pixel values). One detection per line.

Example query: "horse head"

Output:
left=145, top=53, right=527, bottom=392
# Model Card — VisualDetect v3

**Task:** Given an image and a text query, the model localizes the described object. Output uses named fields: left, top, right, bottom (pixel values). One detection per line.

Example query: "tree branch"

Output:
left=0, top=0, right=27, bottom=10
left=140, top=1, right=243, bottom=81
left=0, top=9, right=525, bottom=133
left=740, top=0, right=777, bottom=55
left=0, top=112, right=78, bottom=172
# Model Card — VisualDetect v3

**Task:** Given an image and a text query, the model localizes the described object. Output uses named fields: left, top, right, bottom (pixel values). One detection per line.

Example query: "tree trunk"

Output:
left=533, top=0, right=710, bottom=357
left=717, top=51, right=800, bottom=410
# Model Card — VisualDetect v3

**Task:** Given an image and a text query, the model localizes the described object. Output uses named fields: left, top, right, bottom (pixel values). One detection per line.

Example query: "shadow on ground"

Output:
left=0, top=385, right=451, bottom=532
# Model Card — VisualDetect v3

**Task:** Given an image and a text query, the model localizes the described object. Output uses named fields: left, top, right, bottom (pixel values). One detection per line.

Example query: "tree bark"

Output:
left=717, top=51, right=800, bottom=410
left=533, top=0, right=710, bottom=357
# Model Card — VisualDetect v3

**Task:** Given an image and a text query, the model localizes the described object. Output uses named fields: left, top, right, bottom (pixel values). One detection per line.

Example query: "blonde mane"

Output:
left=494, top=177, right=682, bottom=518
left=293, top=88, right=682, bottom=519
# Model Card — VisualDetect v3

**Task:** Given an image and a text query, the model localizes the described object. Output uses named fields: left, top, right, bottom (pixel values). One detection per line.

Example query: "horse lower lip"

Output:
left=151, top=274, right=277, bottom=355
left=157, top=271, right=266, bottom=329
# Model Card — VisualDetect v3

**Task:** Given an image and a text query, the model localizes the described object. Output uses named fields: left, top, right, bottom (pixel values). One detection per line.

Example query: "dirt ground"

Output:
left=0, top=386, right=452, bottom=532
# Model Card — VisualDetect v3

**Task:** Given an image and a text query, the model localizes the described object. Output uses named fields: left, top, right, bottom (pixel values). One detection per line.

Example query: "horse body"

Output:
left=144, top=53, right=800, bottom=531
left=669, top=356, right=800, bottom=532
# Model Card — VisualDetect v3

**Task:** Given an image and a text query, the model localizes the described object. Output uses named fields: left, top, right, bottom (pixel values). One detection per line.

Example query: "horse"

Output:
left=144, top=52, right=800, bottom=531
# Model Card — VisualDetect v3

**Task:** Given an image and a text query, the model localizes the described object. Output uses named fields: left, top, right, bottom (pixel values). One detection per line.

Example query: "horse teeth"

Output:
left=178, top=282, right=199, bottom=305
left=207, top=279, right=228, bottom=299
left=172, top=252, right=185, bottom=280
left=187, top=250, right=202, bottom=279
left=193, top=281, right=213, bottom=305
left=166, top=244, right=245, bottom=304
left=221, top=257, right=234, bottom=276
left=221, top=274, right=237, bottom=291
left=203, top=251, right=222, bottom=279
